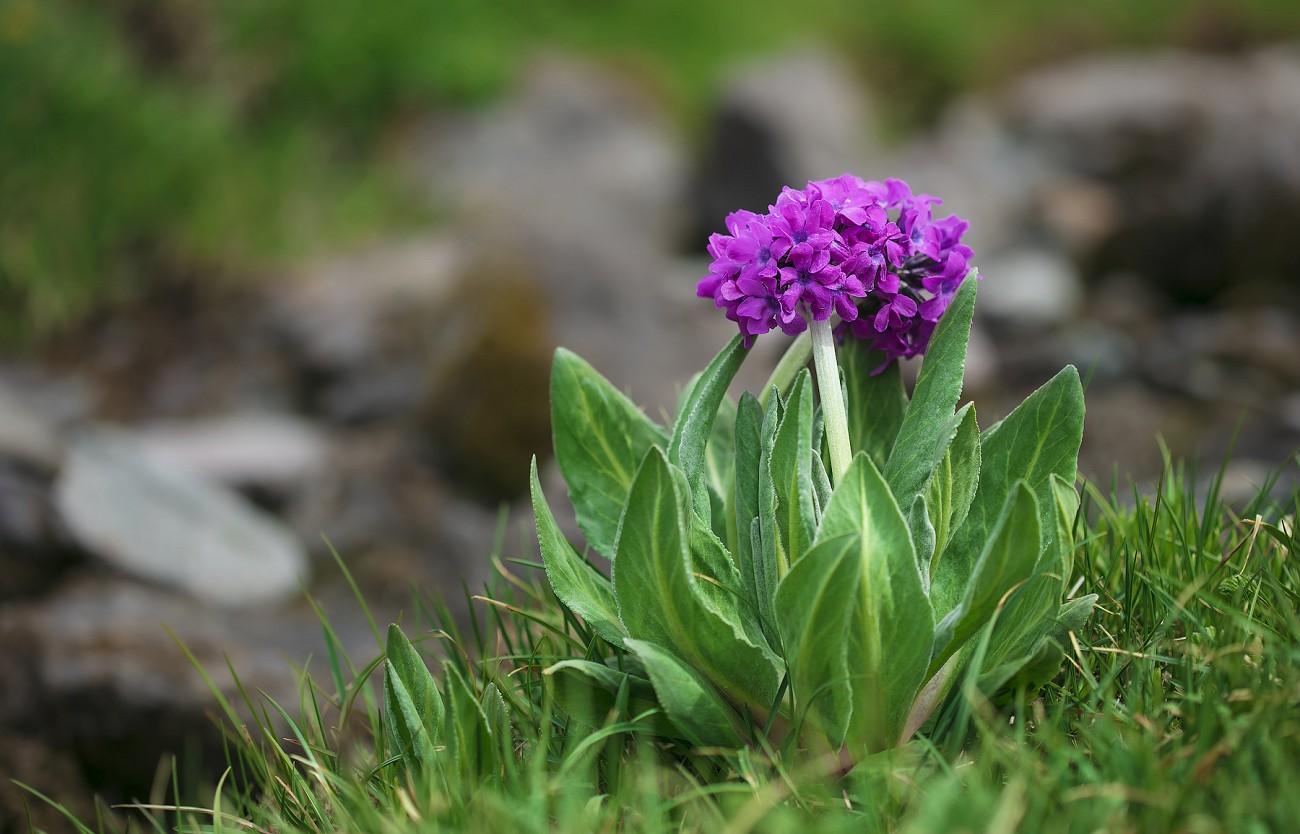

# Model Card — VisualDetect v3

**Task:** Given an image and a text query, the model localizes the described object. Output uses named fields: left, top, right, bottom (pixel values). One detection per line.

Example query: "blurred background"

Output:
left=3, top=0, right=1300, bottom=828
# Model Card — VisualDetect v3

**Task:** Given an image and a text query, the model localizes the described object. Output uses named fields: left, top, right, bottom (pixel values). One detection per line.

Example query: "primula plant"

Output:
left=385, top=174, right=1096, bottom=770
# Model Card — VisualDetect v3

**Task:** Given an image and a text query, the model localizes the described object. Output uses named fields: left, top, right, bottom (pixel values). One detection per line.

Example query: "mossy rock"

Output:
left=421, top=259, right=553, bottom=503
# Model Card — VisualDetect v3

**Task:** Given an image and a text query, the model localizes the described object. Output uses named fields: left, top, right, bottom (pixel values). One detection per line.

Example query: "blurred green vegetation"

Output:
left=3, top=0, right=1299, bottom=344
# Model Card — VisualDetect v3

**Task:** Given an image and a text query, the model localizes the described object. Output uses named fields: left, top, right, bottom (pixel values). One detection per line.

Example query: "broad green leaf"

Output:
left=754, top=392, right=784, bottom=645
left=973, top=474, right=1083, bottom=688
left=770, top=371, right=817, bottom=569
left=383, top=624, right=444, bottom=769
left=885, top=276, right=977, bottom=507
left=668, top=335, right=747, bottom=526
left=811, top=449, right=832, bottom=519
left=551, top=349, right=669, bottom=561
left=530, top=458, right=626, bottom=648
left=689, top=519, right=772, bottom=654
left=731, top=393, right=765, bottom=620
left=690, top=514, right=743, bottom=591
left=932, top=366, right=1085, bottom=620
left=922, top=403, right=981, bottom=578
left=706, top=395, right=738, bottom=547
left=544, top=659, right=666, bottom=733
left=908, top=494, right=936, bottom=592
left=481, top=682, right=513, bottom=775
left=774, top=533, right=859, bottom=747
left=814, top=454, right=934, bottom=752
left=839, top=337, right=907, bottom=470
left=382, top=661, right=434, bottom=769
left=979, top=594, right=1097, bottom=697
left=930, top=482, right=1042, bottom=676
left=1048, top=473, right=1081, bottom=587
left=626, top=639, right=746, bottom=747
left=611, top=448, right=781, bottom=710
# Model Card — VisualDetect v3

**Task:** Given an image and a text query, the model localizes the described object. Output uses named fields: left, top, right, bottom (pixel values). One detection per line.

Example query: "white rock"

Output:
left=134, top=413, right=329, bottom=488
left=977, top=249, right=1083, bottom=326
left=55, top=429, right=309, bottom=606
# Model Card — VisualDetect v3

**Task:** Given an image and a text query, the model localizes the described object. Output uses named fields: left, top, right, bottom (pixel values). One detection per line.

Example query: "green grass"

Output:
left=7, top=0, right=1300, bottom=343
left=25, top=450, right=1298, bottom=834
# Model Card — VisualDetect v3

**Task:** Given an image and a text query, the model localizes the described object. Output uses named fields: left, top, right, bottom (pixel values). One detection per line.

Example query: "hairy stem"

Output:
left=810, top=318, right=851, bottom=485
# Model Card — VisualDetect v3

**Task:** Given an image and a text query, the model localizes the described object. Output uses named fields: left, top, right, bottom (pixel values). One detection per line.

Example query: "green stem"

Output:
left=757, top=331, right=812, bottom=410
left=810, top=318, right=851, bottom=486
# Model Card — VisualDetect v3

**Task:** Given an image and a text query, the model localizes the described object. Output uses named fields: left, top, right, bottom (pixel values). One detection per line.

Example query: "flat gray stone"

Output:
left=134, top=413, right=329, bottom=489
left=977, top=248, right=1083, bottom=326
left=55, top=429, right=309, bottom=606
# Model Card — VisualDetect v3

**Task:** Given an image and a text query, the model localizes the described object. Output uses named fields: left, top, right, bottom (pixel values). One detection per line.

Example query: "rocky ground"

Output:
left=3, top=45, right=1300, bottom=832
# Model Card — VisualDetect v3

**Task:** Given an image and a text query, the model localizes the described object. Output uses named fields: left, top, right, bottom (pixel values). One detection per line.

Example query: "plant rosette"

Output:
left=529, top=174, right=1097, bottom=761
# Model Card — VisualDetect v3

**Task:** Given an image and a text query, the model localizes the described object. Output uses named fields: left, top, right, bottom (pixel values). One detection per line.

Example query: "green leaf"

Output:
left=481, top=682, right=513, bottom=773
left=544, top=659, right=665, bottom=732
left=530, top=458, right=626, bottom=648
left=974, top=474, right=1084, bottom=691
left=625, top=639, right=746, bottom=747
left=754, top=392, right=785, bottom=645
left=611, top=448, right=781, bottom=711
left=769, top=370, right=817, bottom=569
left=1047, top=473, right=1081, bottom=586
left=668, top=335, right=747, bottom=527
left=551, top=348, right=669, bottom=561
left=930, top=481, right=1042, bottom=676
left=840, top=337, right=907, bottom=470
left=932, top=365, right=1085, bottom=621
left=441, top=661, right=494, bottom=777
left=383, top=624, right=444, bottom=768
left=885, top=276, right=976, bottom=507
left=921, top=403, right=981, bottom=580
left=908, top=494, right=936, bottom=590
left=813, top=454, right=933, bottom=753
left=774, top=533, right=859, bottom=747
left=382, top=662, right=431, bottom=769
left=706, top=394, right=738, bottom=547
left=689, top=519, right=771, bottom=653
left=979, top=594, right=1097, bottom=697
left=732, top=392, right=765, bottom=611
left=811, top=449, right=832, bottom=519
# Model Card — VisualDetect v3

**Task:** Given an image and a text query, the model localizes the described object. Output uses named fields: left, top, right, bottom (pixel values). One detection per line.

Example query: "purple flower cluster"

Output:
left=696, top=174, right=977, bottom=363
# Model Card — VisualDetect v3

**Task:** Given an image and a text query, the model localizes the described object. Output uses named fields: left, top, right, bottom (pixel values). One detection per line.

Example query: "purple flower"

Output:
left=695, top=174, right=978, bottom=363
left=778, top=247, right=842, bottom=323
left=768, top=188, right=838, bottom=262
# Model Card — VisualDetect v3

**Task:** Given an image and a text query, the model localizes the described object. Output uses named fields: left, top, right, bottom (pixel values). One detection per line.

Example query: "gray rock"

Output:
left=1003, top=46, right=1300, bottom=302
left=976, top=248, right=1083, bottom=326
left=416, top=55, right=685, bottom=262
left=134, top=413, right=329, bottom=490
left=0, top=575, right=344, bottom=817
left=318, top=362, right=427, bottom=425
left=266, top=235, right=464, bottom=373
left=963, top=320, right=1000, bottom=396
left=1283, top=393, right=1300, bottom=434
left=54, top=429, right=309, bottom=606
left=0, top=462, right=81, bottom=602
left=413, top=55, right=750, bottom=419
left=694, top=49, right=879, bottom=228
left=1210, top=459, right=1300, bottom=508
left=893, top=96, right=1046, bottom=258
left=0, top=382, right=62, bottom=472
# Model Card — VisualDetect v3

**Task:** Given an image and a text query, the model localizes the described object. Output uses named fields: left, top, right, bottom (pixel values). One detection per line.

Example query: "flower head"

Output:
left=696, top=174, right=978, bottom=361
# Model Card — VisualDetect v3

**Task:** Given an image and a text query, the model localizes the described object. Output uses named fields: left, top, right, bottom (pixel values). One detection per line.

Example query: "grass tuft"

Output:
left=27, top=452, right=1299, bottom=834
